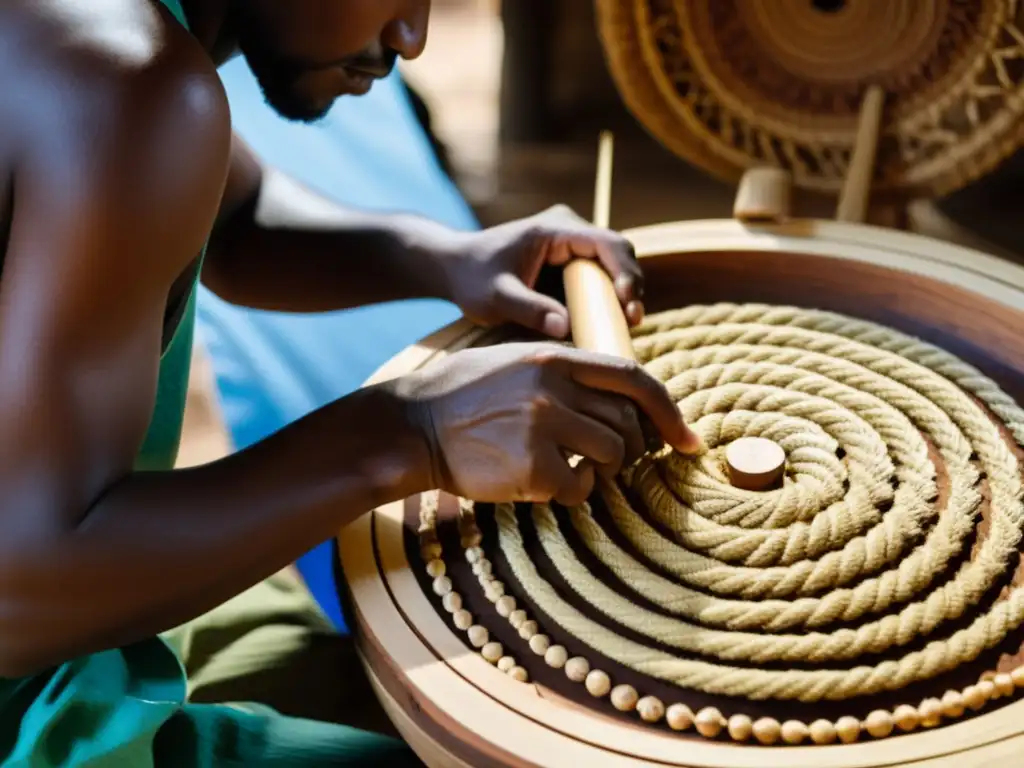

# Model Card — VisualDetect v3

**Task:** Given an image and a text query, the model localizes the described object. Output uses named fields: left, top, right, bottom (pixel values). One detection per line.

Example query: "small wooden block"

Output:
left=725, top=437, right=786, bottom=491
left=733, top=167, right=792, bottom=224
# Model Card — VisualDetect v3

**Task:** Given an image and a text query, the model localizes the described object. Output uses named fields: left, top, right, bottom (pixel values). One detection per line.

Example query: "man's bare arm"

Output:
left=0, top=48, right=431, bottom=677
left=202, top=136, right=471, bottom=312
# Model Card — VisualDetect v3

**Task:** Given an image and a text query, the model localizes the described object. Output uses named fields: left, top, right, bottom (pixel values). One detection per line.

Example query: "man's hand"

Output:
left=397, top=343, right=703, bottom=507
left=440, top=205, right=644, bottom=339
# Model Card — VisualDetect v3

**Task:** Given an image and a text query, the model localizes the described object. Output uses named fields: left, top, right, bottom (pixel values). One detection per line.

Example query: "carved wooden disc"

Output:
left=338, top=219, right=1024, bottom=767
left=595, top=0, right=1024, bottom=198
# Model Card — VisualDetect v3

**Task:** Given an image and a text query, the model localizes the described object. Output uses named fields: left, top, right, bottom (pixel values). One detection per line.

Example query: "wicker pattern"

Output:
left=595, top=0, right=1024, bottom=197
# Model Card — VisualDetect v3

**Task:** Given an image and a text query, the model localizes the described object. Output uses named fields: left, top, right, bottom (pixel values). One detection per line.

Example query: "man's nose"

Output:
left=382, top=4, right=429, bottom=60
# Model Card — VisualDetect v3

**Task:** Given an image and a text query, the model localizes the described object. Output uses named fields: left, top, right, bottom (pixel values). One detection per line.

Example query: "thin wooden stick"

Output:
left=563, top=131, right=636, bottom=360
left=836, top=86, right=886, bottom=223
left=592, top=130, right=614, bottom=229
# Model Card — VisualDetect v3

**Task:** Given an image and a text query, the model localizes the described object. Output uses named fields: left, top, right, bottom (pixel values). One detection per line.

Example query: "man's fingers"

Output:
left=546, top=402, right=627, bottom=478
left=553, top=458, right=596, bottom=508
left=524, top=445, right=594, bottom=507
left=543, top=228, right=646, bottom=325
left=566, top=353, right=703, bottom=455
left=490, top=273, right=570, bottom=338
left=563, top=232, right=644, bottom=313
left=572, top=391, right=646, bottom=466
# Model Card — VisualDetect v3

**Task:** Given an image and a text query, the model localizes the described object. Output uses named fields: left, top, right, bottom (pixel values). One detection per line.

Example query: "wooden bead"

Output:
left=610, top=685, right=639, bottom=712
left=585, top=670, right=611, bottom=698
left=481, top=642, right=503, bottom=664
left=752, top=718, right=781, bottom=745
left=565, top=657, right=590, bottom=683
left=483, top=581, right=505, bottom=602
left=835, top=716, right=861, bottom=744
left=694, top=708, right=725, bottom=738
left=421, top=542, right=442, bottom=561
left=465, top=547, right=483, bottom=564
left=497, top=656, right=515, bottom=673
left=453, top=609, right=473, bottom=631
left=495, top=596, right=516, bottom=617
left=518, top=621, right=539, bottom=641
left=963, top=684, right=987, bottom=710
left=893, top=704, right=919, bottom=732
left=461, top=531, right=483, bottom=548
left=941, top=689, right=965, bottom=718
left=508, top=610, right=527, bottom=629
left=637, top=696, right=665, bottom=724
left=978, top=680, right=997, bottom=701
left=508, top=666, right=529, bottom=683
left=431, top=575, right=453, bottom=596
left=727, top=714, right=753, bottom=742
left=919, top=698, right=942, bottom=728
left=1011, top=666, right=1024, bottom=687
left=544, top=645, right=568, bottom=669
left=864, top=710, right=894, bottom=739
left=809, top=719, right=837, bottom=745
left=467, top=625, right=489, bottom=648
left=781, top=720, right=809, bottom=745
left=995, top=673, right=1015, bottom=697
left=666, top=704, right=694, bottom=731
left=425, top=559, right=446, bottom=579
left=528, top=634, right=550, bottom=655
left=441, top=592, right=462, bottom=613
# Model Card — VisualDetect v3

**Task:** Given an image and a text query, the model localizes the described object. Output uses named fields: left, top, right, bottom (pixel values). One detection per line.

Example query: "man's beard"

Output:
left=244, top=53, right=333, bottom=124
left=241, top=41, right=399, bottom=124
left=257, top=73, right=331, bottom=124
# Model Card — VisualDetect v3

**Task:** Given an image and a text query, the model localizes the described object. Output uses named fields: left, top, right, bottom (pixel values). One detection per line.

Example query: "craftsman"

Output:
left=0, top=1, right=702, bottom=765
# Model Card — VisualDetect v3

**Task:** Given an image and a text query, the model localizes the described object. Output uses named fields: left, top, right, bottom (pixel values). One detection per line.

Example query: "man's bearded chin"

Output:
left=244, top=43, right=399, bottom=124
left=238, top=47, right=329, bottom=123
left=256, top=69, right=333, bottom=124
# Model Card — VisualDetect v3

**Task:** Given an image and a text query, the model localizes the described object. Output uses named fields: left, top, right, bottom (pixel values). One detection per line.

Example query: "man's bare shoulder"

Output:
left=0, top=0, right=230, bottom=181
left=0, top=0, right=232, bottom=294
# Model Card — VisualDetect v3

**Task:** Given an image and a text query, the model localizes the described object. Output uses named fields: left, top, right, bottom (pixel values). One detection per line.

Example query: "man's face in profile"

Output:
left=232, top=0, right=430, bottom=123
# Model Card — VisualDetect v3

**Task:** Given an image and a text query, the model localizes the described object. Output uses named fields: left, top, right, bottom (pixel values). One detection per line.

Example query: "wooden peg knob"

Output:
left=733, top=167, right=792, bottom=224
left=726, top=437, right=786, bottom=491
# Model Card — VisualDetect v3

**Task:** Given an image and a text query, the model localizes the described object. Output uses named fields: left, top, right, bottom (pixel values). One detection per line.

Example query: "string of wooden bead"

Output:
left=419, top=502, right=1024, bottom=745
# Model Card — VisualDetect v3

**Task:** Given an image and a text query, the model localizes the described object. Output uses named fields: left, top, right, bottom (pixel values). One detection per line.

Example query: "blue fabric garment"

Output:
left=200, top=59, right=478, bottom=629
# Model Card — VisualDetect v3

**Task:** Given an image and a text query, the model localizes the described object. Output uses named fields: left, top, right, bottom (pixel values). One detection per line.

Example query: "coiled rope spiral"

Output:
left=477, top=303, right=1024, bottom=703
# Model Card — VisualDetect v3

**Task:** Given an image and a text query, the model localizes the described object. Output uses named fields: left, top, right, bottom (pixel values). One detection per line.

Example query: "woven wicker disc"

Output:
left=595, top=0, right=1024, bottom=198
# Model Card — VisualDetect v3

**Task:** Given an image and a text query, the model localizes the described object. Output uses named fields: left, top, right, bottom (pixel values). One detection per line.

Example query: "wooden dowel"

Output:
left=733, top=167, right=792, bottom=223
left=836, top=86, right=885, bottom=223
left=563, top=131, right=636, bottom=360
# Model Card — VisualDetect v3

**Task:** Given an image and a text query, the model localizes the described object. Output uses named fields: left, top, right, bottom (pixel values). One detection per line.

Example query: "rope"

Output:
left=487, top=303, right=1024, bottom=701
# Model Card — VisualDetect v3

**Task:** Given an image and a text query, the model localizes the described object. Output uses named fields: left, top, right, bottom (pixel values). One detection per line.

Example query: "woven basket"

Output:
left=595, top=0, right=1024, bottom=199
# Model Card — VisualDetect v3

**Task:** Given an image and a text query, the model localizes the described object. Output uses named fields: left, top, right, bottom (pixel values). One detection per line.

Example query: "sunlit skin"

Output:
left=219, top=0, right=431, bottom=120
left=0, top=0, right=700, bottom=680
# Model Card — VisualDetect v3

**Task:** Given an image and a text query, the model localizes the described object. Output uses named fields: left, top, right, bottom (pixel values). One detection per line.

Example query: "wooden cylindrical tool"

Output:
left=562, top=131, right=637, bottom=361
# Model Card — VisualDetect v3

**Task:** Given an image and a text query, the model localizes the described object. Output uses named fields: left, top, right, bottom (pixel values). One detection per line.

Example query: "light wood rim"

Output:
left=338, top=218, right=1024, bottom=767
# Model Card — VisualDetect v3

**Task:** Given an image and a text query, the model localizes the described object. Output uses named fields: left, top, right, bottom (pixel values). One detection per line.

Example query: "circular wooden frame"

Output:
left=337, top=218, right=1024, bottom=767
left=593, top=0, right=1024, bottom=200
